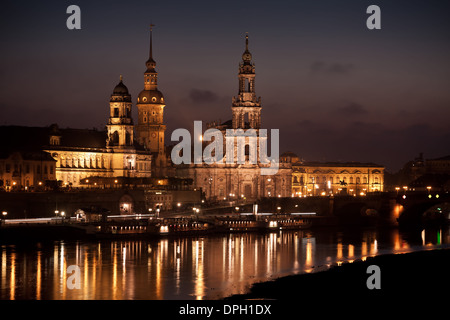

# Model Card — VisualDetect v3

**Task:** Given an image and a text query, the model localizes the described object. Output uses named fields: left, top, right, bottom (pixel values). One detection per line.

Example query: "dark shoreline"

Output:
left=225, top=247, right=450, bottom=302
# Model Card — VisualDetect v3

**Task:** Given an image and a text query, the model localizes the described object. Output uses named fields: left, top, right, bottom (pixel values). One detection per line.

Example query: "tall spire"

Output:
left=149, top=23, right=155, bottom=60
left=146, top=23, right=157, bottom=72
left=245, top=32, right=249, bottom=51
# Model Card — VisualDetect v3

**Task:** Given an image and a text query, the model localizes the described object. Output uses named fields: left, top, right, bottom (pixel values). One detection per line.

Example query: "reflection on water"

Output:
left=1, top=227, right=449, bottom=300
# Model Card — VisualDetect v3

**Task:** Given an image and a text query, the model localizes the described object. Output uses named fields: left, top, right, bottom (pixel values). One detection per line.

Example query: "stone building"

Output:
left=0, top=151, right=56, bottom=191
left=0, top=28, right=175, bottom=190
left=286, top=152, right=385, bottom=196
left=175, top=35, right=292, bottom=202
left=135, top=25, right=169, bottom=178
left=43, top=75, right=153, bottom=188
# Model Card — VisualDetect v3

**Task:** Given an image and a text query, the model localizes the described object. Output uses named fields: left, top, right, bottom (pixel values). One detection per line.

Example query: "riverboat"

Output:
left=0, top=213, right=317, bottom=240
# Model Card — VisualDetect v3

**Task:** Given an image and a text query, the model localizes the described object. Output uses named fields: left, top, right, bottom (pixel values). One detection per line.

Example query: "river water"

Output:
left=1, top=226, right=449, bottom=300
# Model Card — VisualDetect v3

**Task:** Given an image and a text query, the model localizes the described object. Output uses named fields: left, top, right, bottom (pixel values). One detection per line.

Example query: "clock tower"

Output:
left=232, top=33, right=262, bottom=130
left=136, top=25, right=167, bottom=176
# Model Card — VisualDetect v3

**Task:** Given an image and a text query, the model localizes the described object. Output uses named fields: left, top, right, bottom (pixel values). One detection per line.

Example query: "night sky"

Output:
left=1, top=0, right=450, bottom=172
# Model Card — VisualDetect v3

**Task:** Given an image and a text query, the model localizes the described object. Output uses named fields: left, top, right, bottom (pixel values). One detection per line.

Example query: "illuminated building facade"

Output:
left=44, top=76, right=153, bottom=187
left=135, top=25, right=169, bottom=177
left=175, top=35, right=292, bottom=201
left=0, top=151, right=56, bottom=191
left=285, top=152, right=385, bottom=196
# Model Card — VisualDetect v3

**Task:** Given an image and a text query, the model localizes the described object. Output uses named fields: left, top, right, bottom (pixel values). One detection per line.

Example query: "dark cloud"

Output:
left=310, top=61, right=355, bottom=75
left=189, top=89, right=219, bottom=104
left=335, top=102, right=368, bottom=116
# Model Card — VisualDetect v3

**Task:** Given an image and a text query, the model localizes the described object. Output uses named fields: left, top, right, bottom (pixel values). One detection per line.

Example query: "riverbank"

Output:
left=226, top=247, right=450, bottom=302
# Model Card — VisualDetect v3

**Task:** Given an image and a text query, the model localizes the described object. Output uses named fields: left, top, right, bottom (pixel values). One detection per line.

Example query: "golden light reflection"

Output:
left=193, top=239, right=205, bottom=300
left=2, top=248, right=6, bottom=290
left=361, top=241, right=368, bottom=256
left=348, top=244, right=354, bottom=258
left=10, top=252, right=15, bottom=300
left=370, top=240, right=378, bottom=255
left=84, top=252, right=89, bottom=299
left=305, top=240, right=313, bottom=267
left=113, top=244, right=118, bottom=300
left=337, top=242, right=343, bottom=260
left=1, top=227, right=448, bottom=300
left=36, top=251, right=41, bottom=300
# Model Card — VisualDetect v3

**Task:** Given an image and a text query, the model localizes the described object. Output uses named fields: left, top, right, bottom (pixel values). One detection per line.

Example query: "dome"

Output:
left=113, top=80, right=129, bottom=95
left=110, top=76, right=131, bottom=102
left=137, top=89, right=164, bottom=104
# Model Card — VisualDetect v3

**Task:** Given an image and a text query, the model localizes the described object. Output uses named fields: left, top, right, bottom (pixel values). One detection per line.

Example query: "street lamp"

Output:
left=1, top=211, right=6, bottom=225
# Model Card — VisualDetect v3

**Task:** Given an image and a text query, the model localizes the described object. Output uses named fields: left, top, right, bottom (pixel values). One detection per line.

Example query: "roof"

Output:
left=293, top=161, right=384, bottom=168
left=0, top=125, right=107, bottom=151
left=0, top=150, right=56, bottom=162
left=58, top=128, right=107, bottom=148
left=428, top=155, right=450, bottom=161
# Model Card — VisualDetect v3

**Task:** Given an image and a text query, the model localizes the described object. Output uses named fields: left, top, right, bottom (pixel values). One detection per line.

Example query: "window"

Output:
left=114, top=108, right=119, bottom=117
left=50, top=166, right=53, bottom=174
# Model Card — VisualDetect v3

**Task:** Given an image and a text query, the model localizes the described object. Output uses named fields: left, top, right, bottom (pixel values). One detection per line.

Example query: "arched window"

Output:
left=111, top=131, right=119, bottom=145
left=126, top=132, right=131, bottom=145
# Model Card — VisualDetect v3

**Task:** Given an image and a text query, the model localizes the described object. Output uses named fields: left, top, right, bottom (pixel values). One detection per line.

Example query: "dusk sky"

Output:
left=1, top=0, right=449, bottom=172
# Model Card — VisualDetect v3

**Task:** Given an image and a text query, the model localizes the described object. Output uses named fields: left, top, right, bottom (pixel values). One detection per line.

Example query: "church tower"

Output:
left=107, top=75, right=134, bottom=149
left=136, top=25, right=167, bottom=175
left=232, top=34, right=262, bottom=129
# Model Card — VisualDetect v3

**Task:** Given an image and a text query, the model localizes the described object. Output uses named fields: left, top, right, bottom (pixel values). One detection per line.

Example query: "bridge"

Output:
left=395, top=191, right=450, bottom=227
